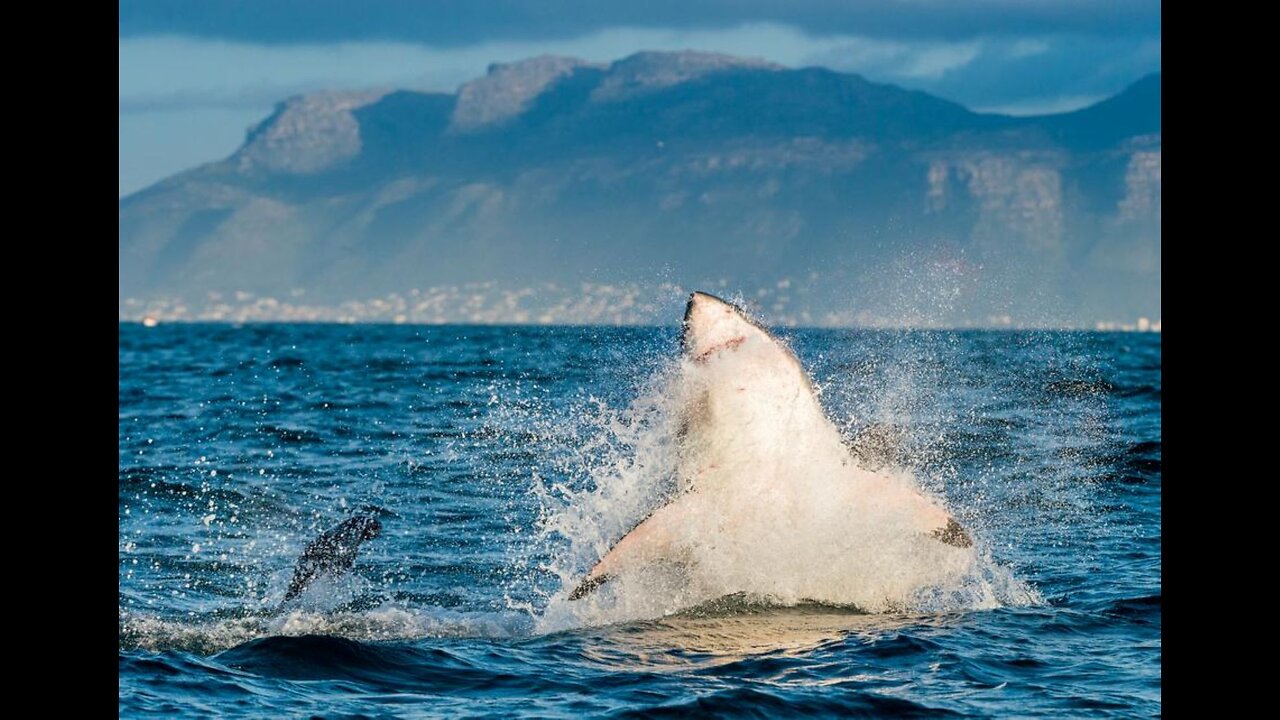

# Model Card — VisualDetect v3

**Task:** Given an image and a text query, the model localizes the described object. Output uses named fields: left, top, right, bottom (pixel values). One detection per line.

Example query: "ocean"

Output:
left=119, top=322, right=1160, bottom=716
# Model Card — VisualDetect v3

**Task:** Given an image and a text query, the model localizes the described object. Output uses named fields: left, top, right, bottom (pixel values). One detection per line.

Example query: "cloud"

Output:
left=973, top=94, right=1109, bottom=116
left=810, top=38, right=983, bottom=81
left=806, top=33, right=1160, bottom=113
left=1007, top=39, right=1051, bottom=59
left=120, top=1, right=1160, bottom=46
left=119, top=25, right=977, bottom=113
left=120, top=25, right=1159, bottom=117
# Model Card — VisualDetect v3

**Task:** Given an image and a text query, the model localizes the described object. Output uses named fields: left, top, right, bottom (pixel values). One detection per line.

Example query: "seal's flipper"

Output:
left=283, top=513, right=383, bottom=602
left=932, top=517, right=972, bottom=548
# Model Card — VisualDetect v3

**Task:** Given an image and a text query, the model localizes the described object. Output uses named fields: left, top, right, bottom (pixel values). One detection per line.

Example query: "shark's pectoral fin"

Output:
left=931, top=517, right=972, bottom=548
left=568, top=496, right=695, bottom=600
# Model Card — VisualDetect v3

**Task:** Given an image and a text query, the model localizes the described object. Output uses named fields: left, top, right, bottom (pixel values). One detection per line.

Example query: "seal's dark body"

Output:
left=284, top=515, right=382, bottom=601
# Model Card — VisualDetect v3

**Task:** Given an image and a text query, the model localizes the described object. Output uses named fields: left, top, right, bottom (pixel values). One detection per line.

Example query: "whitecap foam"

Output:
left=119, top=605, right=531, bottom=654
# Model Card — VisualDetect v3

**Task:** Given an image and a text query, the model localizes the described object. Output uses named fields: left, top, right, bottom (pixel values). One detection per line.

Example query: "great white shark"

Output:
left=568, top=291, right=972, bottom=603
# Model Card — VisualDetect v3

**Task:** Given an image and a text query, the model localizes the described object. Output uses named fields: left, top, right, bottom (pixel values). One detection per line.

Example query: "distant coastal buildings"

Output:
left=121, top=283, right=684, bottom=327
left=1094, top=317, right=1162, bottom=333
left=120, top=283, right=1162, bottom=331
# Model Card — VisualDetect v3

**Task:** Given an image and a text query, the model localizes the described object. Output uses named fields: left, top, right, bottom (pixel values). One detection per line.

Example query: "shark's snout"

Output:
left=682, top=292, right=755, bottom=361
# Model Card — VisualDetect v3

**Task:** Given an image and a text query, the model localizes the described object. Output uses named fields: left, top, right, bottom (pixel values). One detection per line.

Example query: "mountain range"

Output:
left=119, top=51, right=1160, bottom=326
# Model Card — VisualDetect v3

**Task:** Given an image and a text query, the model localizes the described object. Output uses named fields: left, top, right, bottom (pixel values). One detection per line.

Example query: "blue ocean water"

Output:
left=119, top=323, right=1160, bottom=716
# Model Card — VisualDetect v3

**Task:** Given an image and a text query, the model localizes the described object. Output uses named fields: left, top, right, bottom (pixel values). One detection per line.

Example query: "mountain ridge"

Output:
left=120, top=51, right=1160, bottom=326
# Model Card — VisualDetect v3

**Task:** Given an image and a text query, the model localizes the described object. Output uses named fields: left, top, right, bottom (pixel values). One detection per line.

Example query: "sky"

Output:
left=119, top=1, right=1161, bottom=197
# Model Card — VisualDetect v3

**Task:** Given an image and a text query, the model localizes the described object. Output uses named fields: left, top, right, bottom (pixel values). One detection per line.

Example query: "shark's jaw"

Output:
left=569, top=291, right=972, bottom=603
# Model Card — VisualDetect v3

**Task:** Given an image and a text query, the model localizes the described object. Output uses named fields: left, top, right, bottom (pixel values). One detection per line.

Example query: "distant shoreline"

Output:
left=118, top=318, right=1162, bottom=333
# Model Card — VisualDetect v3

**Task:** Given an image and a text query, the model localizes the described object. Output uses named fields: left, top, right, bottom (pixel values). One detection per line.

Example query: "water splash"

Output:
left=529, top=323, right=1041, bottom=632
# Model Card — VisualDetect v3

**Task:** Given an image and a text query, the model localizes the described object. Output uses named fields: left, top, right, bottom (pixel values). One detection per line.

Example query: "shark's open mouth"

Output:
left=692, top=336, right=745, bottom=363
